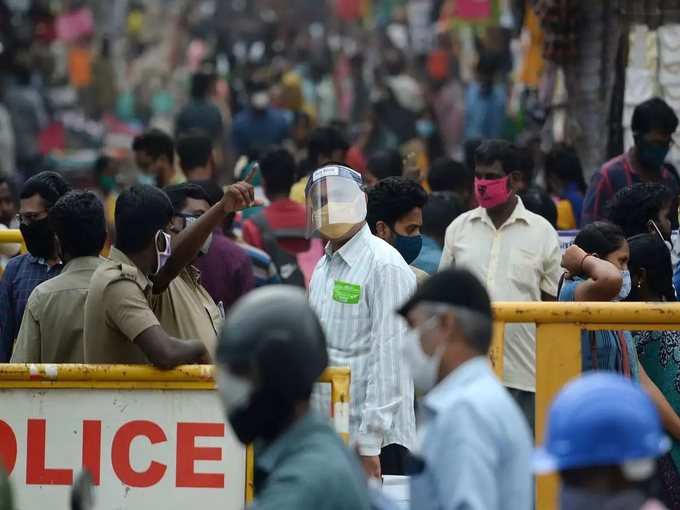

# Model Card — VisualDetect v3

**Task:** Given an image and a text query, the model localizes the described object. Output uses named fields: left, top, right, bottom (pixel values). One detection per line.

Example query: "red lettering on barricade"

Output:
left=176, top=423, right=225, bottom=488
left=111, top=420, right=167, bottom=487
left=0, top=420, right=17, bottom=474
left=26, top=419, right=73, bottom=485
left=82, top=420, right=101, bottom=485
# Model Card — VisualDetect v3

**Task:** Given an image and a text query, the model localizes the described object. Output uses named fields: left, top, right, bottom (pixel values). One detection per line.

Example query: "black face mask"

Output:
left=228, top=389, right=295, bottom=445
left=20, top=218, right=56, bottom=260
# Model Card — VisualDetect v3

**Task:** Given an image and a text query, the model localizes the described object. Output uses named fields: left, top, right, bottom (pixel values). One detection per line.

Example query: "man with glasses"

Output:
left=84, top=175, right=256, bottom=367
left=398, top=268, right=532, bottom=510
left=583, top=97, right=680, bottom=225
left=0, top=171, right=70, bottom=361
left=155, top=183, right=237, bottom=354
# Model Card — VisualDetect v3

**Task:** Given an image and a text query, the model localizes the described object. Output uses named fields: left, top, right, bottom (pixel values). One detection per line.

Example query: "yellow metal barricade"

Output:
left=491, top=302, right=680, bottom=510
left=0, top=229, right=22, bottom=245
left=0, top=364, right=350, bottom=508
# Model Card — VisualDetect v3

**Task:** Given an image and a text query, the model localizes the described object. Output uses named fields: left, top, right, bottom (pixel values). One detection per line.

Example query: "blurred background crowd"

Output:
left=1, top=1, right=680, bottom=247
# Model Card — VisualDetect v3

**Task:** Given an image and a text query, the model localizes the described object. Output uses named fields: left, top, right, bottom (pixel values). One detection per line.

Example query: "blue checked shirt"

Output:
left=0, top=254, right=61, bottom=361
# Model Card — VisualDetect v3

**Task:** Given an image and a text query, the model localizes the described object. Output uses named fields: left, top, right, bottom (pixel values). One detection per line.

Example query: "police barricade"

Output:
left=0, top=364, right=350, bottom=509
left=490, top=302, right=680, bottom=510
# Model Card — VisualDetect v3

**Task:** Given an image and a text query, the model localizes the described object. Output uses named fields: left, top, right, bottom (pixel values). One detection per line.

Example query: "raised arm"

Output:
left=152, top=174, right=258, bottom=293
left=561, top=244, right=622, bottom=302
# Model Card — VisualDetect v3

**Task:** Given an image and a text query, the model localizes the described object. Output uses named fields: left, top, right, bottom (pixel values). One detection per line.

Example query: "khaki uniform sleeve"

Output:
left=103, top=279, right=160, bottom=342
left=11, top=299, right=42, bottom=363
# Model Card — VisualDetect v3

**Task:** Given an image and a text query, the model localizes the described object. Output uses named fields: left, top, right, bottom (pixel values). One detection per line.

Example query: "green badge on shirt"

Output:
left=333, top=280, right=362, bottom=304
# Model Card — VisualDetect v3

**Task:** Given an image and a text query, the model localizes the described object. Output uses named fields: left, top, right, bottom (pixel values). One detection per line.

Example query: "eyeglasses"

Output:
left=169, top=213, right=201, bottom=234
left=16, top=212, right=48, bottom=225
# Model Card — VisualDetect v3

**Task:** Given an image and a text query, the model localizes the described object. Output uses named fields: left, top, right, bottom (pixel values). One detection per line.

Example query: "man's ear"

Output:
left=375, top=220, right=391, bottom=241
left=509, top=170, right=523, bottom=190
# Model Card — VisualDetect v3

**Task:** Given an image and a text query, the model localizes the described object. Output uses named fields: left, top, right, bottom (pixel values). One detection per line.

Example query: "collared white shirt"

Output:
left=411, top=357, right=532, bottom=510
left=309, top=224, right=416, bottom=456
left=439, top=198, right=562, bottom=391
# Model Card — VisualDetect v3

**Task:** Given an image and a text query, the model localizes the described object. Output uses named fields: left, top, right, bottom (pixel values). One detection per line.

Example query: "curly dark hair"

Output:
left=48, top=191, right=106, bottom=258
left=606, top=183, right=673, bottom=238
left=366, top=176, right=428, bottom=234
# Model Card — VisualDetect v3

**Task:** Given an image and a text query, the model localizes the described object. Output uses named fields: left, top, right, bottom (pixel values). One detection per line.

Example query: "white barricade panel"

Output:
left=0, top=388, right=246, bottom=510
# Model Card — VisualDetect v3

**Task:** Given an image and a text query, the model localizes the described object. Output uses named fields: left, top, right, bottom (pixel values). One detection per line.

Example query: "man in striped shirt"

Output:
left=306, top=164, right=416, bottom=480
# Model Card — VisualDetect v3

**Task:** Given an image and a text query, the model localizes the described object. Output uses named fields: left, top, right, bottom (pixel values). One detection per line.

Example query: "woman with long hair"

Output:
left=627, top=233, right=680, bottom=506
left=560, top=222, right=680, bottom=454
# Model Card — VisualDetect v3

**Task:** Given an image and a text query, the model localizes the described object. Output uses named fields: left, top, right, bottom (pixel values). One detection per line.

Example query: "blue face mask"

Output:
left=394, top=233, right=423, bottom=264
left=636, top=139, right=670, bottom=170
left=614, top=270, right=632, bottom=301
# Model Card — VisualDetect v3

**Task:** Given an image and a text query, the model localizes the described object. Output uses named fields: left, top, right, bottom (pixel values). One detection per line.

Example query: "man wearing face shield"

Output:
left=215, top=285, right=371, bottom=510
left=398, top=268, right=532, bottom=510
left=306, top=165, right=417, bottom=480
left=152, top=183, right=224, bottom=355
left=84, top=173, right=257, bottom=368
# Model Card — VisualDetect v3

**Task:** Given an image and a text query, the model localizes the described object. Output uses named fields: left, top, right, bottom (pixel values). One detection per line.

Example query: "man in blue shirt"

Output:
left=0, top=171, right=70, bottom=361
left=231, top=80, right=290, bottom=157
left=413, top=192, right=464, bottom=275
left=398, top=268, right=532, bottom=510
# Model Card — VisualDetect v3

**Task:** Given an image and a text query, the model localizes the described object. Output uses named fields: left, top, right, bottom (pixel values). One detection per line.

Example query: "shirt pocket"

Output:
left=508, top=247, right=541, bottom=294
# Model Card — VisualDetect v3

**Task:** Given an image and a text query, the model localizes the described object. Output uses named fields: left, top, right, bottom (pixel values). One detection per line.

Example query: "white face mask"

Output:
left=403, top=317, right=445, bottom=394
left=216, top=366, right=253, bottom=416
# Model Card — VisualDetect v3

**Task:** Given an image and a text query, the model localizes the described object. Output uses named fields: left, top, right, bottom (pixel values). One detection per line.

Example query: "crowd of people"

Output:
left=0, top=95, right=680, bottom=510
left=3, top=2, right=680, bottom=509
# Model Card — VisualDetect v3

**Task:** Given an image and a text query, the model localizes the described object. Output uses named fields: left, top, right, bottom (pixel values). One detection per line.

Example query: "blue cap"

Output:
left=534, top=372, right=670, bottom=474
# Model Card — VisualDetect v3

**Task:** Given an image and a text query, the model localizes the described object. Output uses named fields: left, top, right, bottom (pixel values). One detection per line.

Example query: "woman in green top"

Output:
left=627, top=233, right=680, bottom=506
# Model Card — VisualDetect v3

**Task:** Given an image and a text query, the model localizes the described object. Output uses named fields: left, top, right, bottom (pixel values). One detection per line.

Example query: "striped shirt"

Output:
left=309, top=224, right=416, bottom=456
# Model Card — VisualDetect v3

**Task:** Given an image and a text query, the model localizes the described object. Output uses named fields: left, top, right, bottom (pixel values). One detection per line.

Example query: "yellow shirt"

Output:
left=83, top=248, right=160, bottom=364
left=439, top=198, right=562, bottom=391
left=11, top=256, right=103, bottom=363
left=153, top=266, right=222, bottom=357
left=290, top=176, right=309, bottom=205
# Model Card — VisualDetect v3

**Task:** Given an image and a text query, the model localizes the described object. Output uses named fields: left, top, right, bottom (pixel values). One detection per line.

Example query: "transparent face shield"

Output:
left=305, top=166, right=367, bottom=239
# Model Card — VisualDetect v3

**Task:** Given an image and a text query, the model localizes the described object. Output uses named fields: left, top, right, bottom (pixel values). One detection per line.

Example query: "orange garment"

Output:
left=68, top=47, right=92, bottom=88
left=519, top=3, right=545, bottom=88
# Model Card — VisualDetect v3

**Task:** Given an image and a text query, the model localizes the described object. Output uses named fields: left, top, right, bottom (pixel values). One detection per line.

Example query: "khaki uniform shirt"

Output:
left=153, top=266, right=222, bottom=357
left=11, top=256, right=103, bottom=363
left=83, top=248, right=159, bottom=364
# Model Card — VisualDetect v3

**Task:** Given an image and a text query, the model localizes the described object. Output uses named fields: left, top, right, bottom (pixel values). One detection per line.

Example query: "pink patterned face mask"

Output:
left=474, top=176, right=511, bottom=208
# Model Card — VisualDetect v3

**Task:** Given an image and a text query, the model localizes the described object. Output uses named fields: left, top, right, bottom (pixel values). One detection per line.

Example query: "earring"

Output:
left=637, top=282, right=642, bottom=289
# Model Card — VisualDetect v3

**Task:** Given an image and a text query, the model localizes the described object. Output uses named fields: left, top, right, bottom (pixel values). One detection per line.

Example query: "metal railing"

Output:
left=491, top=302, right=680, bottom=509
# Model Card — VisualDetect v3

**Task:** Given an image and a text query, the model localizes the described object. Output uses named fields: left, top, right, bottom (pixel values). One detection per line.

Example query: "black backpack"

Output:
left=250, top=213, right=306, bottom=287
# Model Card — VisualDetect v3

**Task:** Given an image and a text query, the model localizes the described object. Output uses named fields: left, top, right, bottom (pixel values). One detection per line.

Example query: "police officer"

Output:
left=535, top=372, right=670, bottom=509
left=215, top=285, right=371, bottom=510
left=84, top=173, right=256, bottom=368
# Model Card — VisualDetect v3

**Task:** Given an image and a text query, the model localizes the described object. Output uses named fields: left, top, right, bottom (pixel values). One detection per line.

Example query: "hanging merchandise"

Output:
left=453, top=0, right=492, bottom=20
left=56, top=7, right=94, bottom=43
left=518, top=2, right=544, bottom=88
left=439, top=0, right=498, bottom=27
